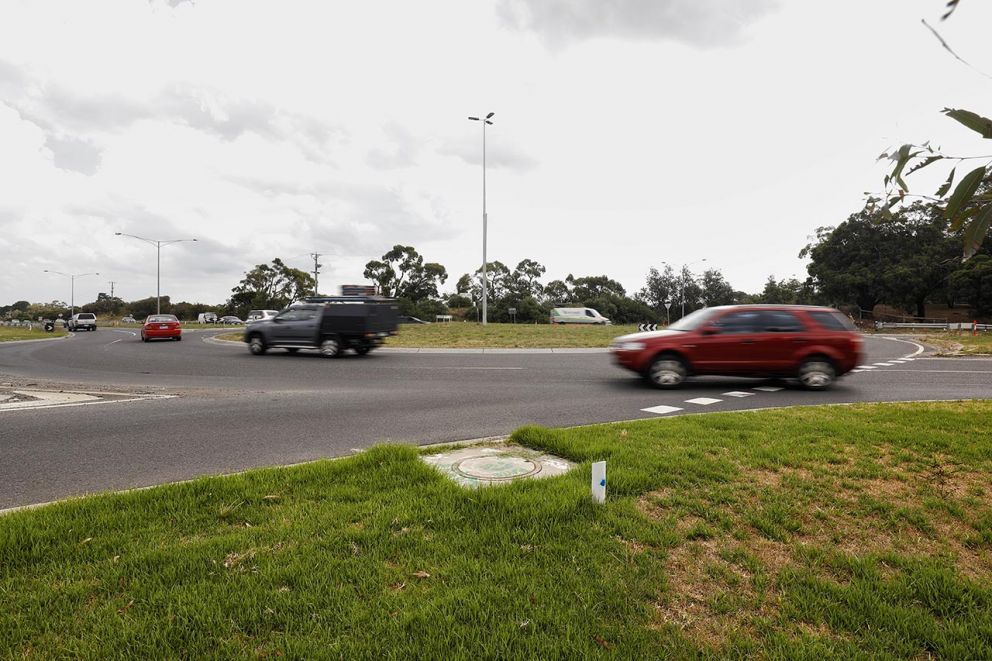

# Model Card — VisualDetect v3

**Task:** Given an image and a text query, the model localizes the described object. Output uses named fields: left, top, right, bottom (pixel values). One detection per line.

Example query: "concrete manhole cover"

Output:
left=423, top=444, right=574, bottom=488
left=455, top=456, right=541, bottom=481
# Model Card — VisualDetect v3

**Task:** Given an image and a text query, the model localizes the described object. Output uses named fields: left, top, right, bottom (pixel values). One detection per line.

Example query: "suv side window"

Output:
left=808, top=311, right=856, bottom=331
left=712, top=310, right=761, bottom=334
left=761, top=310, right=805, bottom=332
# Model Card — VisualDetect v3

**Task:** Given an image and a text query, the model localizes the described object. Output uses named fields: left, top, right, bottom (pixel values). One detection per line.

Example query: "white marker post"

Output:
left=591, top=461, right=606, bottom=504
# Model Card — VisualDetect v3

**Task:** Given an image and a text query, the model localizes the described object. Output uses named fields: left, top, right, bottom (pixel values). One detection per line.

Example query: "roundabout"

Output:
left=1, top=329, right=990, bottom=509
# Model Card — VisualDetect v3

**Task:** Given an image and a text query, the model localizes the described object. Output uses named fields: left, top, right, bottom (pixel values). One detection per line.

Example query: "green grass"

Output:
left=0, top=326, right=67, bottom=342
left=386, top=322, right=638, bottom=348
left=3, top=402, right=992, bottom=657
left=922, top=333, right=992, bottom=355
left=218, top=322, right=638, bottom=348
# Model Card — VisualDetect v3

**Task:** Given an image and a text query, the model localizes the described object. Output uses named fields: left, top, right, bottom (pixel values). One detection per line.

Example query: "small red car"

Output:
left=610, top=305, right=862, bottom=390
left=141, top=314, right=182, bottom=342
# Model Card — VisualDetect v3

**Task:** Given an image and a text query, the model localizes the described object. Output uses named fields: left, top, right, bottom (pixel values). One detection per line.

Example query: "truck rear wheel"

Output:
left=355, top=342, right=372, bottom=356
left=320, top=337, right=340, bottom=358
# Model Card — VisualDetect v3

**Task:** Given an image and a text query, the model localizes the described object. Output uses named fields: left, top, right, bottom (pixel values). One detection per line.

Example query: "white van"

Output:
left=550, top=307, right=611, bottom=325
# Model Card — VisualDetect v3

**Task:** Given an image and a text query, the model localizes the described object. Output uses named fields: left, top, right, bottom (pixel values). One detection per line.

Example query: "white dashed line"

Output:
left=641, top=405, right=684, bottom=416
left=874, top=362, right=895, bottom=367
left=753, top=386, right=783, bottom=392
left=722, top=391, right=754, bottom=398
left=857, top=365, right=877, bottom=369
left=850, top=369, right=863, bottom=373
left=685, top=397, right=722, bottom=406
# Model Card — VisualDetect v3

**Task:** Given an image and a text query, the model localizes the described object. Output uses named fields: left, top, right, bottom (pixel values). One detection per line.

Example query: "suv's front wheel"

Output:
left=320, top=336, right=340, bottom=358
left=647, top=355, right=688, bottom=389
left=248, top=335, right=267, bottom=355
left=798, top=357, right=835, bottom=390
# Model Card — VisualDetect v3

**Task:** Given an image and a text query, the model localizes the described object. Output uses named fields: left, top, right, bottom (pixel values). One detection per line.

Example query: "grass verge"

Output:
left=922, top=333, right=992, bottom=355
left=219, top=323, right=636, bottom=348
left=2, top=401, right=991, bottom=657
left=0, top=327, right=67, bottom=342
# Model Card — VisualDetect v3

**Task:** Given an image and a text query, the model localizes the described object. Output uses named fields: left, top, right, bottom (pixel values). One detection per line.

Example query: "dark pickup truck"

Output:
left=243, top=297, right=399, bottom=357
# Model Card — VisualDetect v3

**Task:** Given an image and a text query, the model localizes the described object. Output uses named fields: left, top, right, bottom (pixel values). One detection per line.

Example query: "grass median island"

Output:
left=385, top=322, right=639, bottom=348
left=0, top=326, right=67, bottom=342
left=3, top=401, right=991, bottom=657
left=922, top=333, right=992, bottom=355
left=217, top=322, right=640, bottom=348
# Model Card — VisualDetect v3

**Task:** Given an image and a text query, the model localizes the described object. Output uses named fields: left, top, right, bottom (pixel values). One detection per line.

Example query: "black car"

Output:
left=244, top=297, right=399, bottom=357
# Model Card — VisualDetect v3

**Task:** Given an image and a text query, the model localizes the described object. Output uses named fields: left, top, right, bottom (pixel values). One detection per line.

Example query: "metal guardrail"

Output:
left=875, top=321, right=992, bottom=331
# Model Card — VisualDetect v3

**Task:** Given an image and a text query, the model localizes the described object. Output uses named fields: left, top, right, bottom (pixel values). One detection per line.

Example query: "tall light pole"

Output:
left=468, top=111, right=494, bottom=325
left=676, top=258, right=707, bottom=320
left=44, top=270, right=99, bottom=317
left=115, top=232, right=197, bottom=314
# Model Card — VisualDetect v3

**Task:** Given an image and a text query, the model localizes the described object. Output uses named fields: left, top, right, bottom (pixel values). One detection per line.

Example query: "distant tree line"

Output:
left=7, top=198, right=991, bottom=323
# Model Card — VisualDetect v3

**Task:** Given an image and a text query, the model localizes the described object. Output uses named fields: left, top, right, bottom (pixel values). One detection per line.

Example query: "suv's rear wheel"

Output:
left=320, top=336, right=340, bottom=358
left=647, top=355, right=688, bottom=388
left=798, top=357, right=835, bottom=390
left=248, top=335, right=267, bottom=355
left=355, top=342, right=372, bottom=356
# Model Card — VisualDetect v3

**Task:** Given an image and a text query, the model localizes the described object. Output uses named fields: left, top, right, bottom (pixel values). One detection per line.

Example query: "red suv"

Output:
left=610, top=305, right=862, bottom=390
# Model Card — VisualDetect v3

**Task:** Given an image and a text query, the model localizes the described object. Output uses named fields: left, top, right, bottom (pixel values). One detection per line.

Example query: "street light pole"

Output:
left=468, top=112, right=494, bottom=325
left=677, top=258, right=707, bottom=320
left=44, top=270, right=99, bottom=317
left=115, top=232, right=197, bottom=314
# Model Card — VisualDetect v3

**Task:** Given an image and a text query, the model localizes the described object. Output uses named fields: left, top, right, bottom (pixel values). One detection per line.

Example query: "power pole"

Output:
left=310, top=253, right=322, bottom=296
left=108, top=281, right=117, bottom=298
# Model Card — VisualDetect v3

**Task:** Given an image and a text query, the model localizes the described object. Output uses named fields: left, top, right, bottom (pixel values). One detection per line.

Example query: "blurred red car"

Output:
left=141, top=314, right=182, bottom=342
left=610, top=305, right=862, bottom=390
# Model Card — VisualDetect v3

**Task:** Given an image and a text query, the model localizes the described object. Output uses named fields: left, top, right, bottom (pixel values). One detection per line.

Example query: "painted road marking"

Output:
left=874, top=362, right=895, bottom=367
left=685, top=397, right=722, bottom=406
left=857, top=365, right=877, bottom=369
left=753, top=386, right=783, bottom=392
left=850, top=369, right=863, bottom=373
left=722, top=391, right=754, bottom=398
left=641, top=405, right=683, bottom=416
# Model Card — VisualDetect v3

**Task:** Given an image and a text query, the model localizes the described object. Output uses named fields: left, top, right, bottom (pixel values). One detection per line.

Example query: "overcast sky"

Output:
left=1, top=0, right=989, bottom=307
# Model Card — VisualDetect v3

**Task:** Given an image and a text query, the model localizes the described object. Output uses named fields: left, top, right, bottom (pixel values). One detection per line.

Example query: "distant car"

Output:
left=141, top=314, right=182, bottom=342
left=67, top=313, right=97, bottom=332
left=609, top=305, right=863, bottom=390
left=550, top=307, right=611, bottom=325
left=121, top=316, right=137, bottom=324
left=398, top=316, right=430, bottom=324
left=218, top=316, right=244, bottom=325
left=246, top=309, right=280, bottom=325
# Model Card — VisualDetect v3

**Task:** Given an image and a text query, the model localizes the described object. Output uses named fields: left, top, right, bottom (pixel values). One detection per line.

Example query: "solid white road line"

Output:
left=753, top=386, right=783, bottom=392
left=685, top=397, right=722, bottom=406
left=641, top=405, right=684, bottom=416
left=722, top=391, right=754, bottom=398
left=879, top=336, right=926, bottom=357
left=873, top=363, right=895, bottom=367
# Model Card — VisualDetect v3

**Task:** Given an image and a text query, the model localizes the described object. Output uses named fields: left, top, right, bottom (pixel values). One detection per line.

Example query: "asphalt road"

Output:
left=1, top=329, right=990, bottom=509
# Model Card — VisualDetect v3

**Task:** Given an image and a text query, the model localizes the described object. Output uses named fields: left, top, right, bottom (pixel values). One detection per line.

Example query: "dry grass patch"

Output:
left=642, top=453, right=992, bottom=647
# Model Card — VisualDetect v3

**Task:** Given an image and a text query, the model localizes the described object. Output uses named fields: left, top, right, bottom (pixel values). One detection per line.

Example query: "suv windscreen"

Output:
left=667, top=308, right=719, bottom=331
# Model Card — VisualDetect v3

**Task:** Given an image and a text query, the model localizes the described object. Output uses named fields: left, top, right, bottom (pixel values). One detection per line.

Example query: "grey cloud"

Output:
left=366, top=124, right=421, bottom=170
left=47, top=134, right=102, bottom=175
left=438, top=137, right=538, bottom=171
left=8, top=79, right=347, bottom=170
left=496, top=0, right=777, bottom=48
